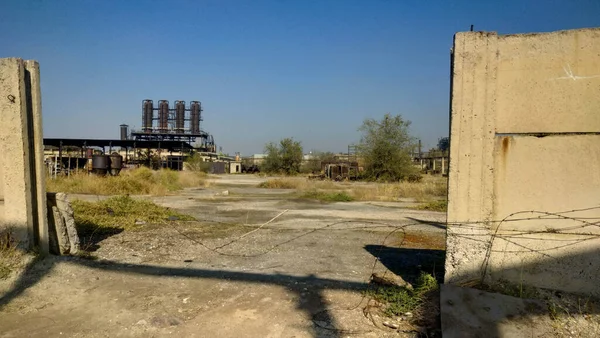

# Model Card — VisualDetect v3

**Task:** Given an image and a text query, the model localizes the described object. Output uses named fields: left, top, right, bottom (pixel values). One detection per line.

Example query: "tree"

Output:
left=357, top=113, right=418, bottom=181
left=263, top=138, right=303, bottom=174
left=437, top=137, right=450, bottom=153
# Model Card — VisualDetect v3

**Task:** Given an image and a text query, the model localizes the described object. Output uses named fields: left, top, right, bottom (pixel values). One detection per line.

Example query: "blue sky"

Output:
left=2, top=0, right=599, bottom=155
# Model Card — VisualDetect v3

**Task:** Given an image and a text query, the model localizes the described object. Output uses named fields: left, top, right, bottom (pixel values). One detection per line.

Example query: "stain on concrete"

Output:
left=501, top=136, right=510, bottom=158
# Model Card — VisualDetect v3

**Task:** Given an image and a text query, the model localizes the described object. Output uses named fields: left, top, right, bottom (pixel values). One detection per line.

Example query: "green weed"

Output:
left=366, top=272, right=439, bottom=316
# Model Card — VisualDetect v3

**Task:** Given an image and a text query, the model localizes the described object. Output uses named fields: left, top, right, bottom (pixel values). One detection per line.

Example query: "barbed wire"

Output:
left=481, top=206, right=600, bottom=280
left=112, top=204, right=600, bottom=334
left=167, top=204, right=600, bottom=304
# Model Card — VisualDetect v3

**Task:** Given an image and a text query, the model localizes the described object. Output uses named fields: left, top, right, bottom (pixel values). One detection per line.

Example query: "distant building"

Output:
left=244, top=154, right=267, bottom=165
left=229, top=161, right=242, bottom=174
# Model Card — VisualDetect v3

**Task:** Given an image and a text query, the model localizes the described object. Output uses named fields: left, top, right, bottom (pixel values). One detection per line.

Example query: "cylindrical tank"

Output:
left=91, top=155, right=109, bottom=176
left=120, top=124, right=129, bottom=140
left=109, top=153, right=123, bottom=176
left=190, top=101, right=201, bottom=134
left=142, top=100, right=153, bottom=132
left=175, top=100, right=185, bottom=133
left=158, top=100, right=169, bottom=132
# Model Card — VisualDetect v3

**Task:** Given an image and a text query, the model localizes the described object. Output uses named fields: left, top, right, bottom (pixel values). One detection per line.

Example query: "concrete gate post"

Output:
left=0, top=58, right=48, bottom=254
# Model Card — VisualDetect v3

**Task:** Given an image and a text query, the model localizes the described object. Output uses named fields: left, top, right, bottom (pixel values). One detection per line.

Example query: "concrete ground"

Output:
left=0, top=175, right=446, bottom=338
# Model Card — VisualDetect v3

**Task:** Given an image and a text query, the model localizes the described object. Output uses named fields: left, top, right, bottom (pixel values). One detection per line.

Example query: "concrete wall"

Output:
left=0, top=58, right=48, bottom=253
left=445, top=28, right=600, bottom=295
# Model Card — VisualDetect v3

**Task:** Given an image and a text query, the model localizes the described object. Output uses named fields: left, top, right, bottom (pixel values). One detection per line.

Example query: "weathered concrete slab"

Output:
left=445, top=27, right=600, bottom=295
left=440, top=284, right=551, bottom=338
left=55, top=193, right=79, bottom=254
left=24, top=60, right=49, bottom=256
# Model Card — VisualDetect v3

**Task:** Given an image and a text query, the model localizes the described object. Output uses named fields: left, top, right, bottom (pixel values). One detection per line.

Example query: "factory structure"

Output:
left=131, top=99, right=214, bottom=146
left=43, top=99, right=238, bottom=176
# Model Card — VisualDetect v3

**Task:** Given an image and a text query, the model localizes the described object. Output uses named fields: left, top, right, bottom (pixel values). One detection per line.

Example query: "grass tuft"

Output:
left=415, top=271, right=439, bottom=293
left=47, top=168, right=208, bottom=196
left=300, top=190, right=354, bottom=202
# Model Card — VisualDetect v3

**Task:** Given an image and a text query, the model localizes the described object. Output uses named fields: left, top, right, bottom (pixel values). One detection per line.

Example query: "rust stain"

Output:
left=501, top=136, right=510, bottom=157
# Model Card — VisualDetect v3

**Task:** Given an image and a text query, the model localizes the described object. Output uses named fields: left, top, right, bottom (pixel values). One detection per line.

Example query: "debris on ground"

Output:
left=371, top=272, right=413, bottom=289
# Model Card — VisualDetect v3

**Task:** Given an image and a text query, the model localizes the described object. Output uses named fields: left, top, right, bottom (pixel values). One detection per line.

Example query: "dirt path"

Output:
left=0, top=175, right=446, bottom=338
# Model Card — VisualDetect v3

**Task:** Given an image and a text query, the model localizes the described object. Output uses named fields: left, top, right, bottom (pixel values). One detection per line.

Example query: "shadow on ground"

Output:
left=0, top=236, right=454, bottom=338
left=405, top=217, right=447, bottom=231
left=364, top=245, right=445, bottom=284
left=0, top=256, right=365, bottom=337
left=77, top=226, right=124, bottom=252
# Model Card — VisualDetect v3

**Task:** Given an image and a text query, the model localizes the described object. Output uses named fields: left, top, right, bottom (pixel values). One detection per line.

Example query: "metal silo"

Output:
left=142, top=99, right=154, bottom=132
left=158, top=100, right=169, bottom=132
left=175, top=100, right=185, bottom=133
left=190, top=101, right=201, bottom=134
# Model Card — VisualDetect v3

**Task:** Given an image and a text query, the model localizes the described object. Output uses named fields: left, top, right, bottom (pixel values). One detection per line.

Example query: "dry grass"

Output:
left=258, top=177, right=339, bottom=190
left=47, top=167, right=208, bottom=196
left=73, top=195, right=194, bottom=235
left=258, top=176, right=447, bottom=202
left=0, top=229, right=27, bottom=279
left=300, top=190, right=354, bottom=202
left=0, top=247, right=21, bottom=280
left=351, top=176, right=447, bottom=202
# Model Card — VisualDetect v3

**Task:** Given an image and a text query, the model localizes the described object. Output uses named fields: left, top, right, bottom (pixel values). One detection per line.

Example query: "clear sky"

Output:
left=2, top=0, right=599, bottom=155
